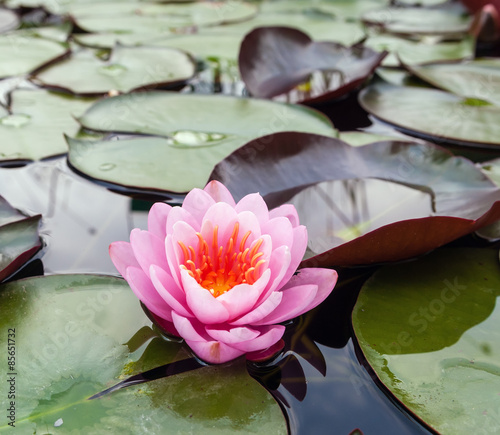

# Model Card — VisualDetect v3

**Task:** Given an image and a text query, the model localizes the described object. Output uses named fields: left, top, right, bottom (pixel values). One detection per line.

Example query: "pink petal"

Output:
left=185, top=339, right=245, bottom=364
left=206, top=325, right=260, bottom=344
left=269, top=204, right=300, bottom=227
left=236, top=193, right=269, bottom=225
left=261, top=216, right=293, bottom=250
left=125, top=266, right=173, bottom=321
left=236, top=210, right=262, bottom=247
left=181, top=188, right=216, bottom=225
left=217, top=269, right=271, bottom=320
left=148, top=310, right=180, bottom=337
left=172, top=312, right=243, bottom=363
left=200, top=202, right=238, bottom=249
left=255, top=268, right=338, bottom=325
left=229, top=325, right=285, bottom=353
left=253, top=284, right=318, bottom=326
left=246, top=339, right=285, bottom=362
left=171, top=311, right=210, bottom=342
left=166, top=206, right=199, bottom=234
left=147, top=202, right=171, bottom=239
left=167, top=221, right=200, bottom=285
left=256, top=245, right=291, bottom=303
left=230, top=291, right=283, bottom=326
left=181, top=269, right=230, bottom=324
left=274, top=225, right=308, bottom=290
left=203, top=180, right=236, bottom=206
left=150, top=265, right=192, bottom=318
left=130, top=229, right=169, bottom=279
left=109, top=241, right=139, bottom=278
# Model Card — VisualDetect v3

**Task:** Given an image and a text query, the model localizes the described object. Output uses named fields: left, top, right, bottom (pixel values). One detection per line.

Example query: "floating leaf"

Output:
left=70, top=92, right=336, bottom=192
left=0, top=8, right=19, bottom=34
left=362, top=4, right=472, bottom=36
left=406, top=59, right=500, bottom=106
left=0, top=89, right=95, bottom=163
left=359, top=81, right=500, bottom=148
left=210, top=132, right=500, bottom=266
left=204, top=12, right=366, bottom=46
left=365, top=34, right=474, bottom=67
left=338, top=131, right=410, bottom=146
left=33, top=45, right=196, bottom=95
left=0, top=196, right=41, bottom=281
left=239, top=26, right=386, bottom=103
left=0, top=274, right=287, bottom=434
left=352, top=248, right=500, bottom=434
left=0, top=32, right=68, bottom=79
left=71, top=1, right=257, bottom=35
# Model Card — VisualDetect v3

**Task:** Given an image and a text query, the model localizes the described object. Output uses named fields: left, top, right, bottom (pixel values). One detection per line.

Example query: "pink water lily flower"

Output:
left=110, top=181, right=337, bottom=364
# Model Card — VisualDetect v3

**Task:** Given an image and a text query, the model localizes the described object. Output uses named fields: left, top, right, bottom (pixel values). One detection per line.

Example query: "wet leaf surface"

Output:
left=211, top=132, right=500, bottom=266
left=70, top=92, right=336, bottom=192
left=359, top=81, right=500, bottom=148
left=352, top=248, right=500, bottom=434
left=406, top=59, right=500, bottom=106
left=0, top=31, right=68, bottom=79
left=365, top=35, right=474, bottom=67
left=0, top=274, right=287, bottom=434
left=362, top=4, right=472, bottom=36
left=0, top=196, right=41, bottom=282
left=0, top=89, right=95, bottom=163
left=239, top=26, right=386, bottom=103
left=0, top=8, right=19, bottom=34
left=33, top=45, right=196, bottom=95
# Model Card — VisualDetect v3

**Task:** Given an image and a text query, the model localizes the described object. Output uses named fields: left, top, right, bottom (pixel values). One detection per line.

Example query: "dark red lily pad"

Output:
left=238, top=26, right=387, bottom=104
left=210, top=132, right=500, bottom=267
left=0, top=196, right=42, bottom=281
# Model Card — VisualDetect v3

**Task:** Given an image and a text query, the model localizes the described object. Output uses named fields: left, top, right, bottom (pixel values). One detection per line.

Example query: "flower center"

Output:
left=178, top=222, right=266, bottom=298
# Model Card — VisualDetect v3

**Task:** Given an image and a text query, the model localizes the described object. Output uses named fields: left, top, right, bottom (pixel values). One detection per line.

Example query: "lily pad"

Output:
left=365, top=35, right=474, bottom=67
left=359, top=81, right=500, bottom=148
left=239, top=26, right=386, bottom=103
left=210, top=132, right=500, bottom=266
left=71, top=1, right=257, bottom=35
left=0, top=8, right=19, bottom=34
left=0, top=32, right=68, bottom=79
left=406, top=59, right=500, bottom=106
left=0, top=274, right=287, bottom=433
left=352, top=248, right=500, bottom=434
left=362, top=4, right=472, bottom=36
left=70, top=92, right=336, bottom=192
left=0, top=89, right=95, bottom=163
left=33, top=44, right=196, bottom=95
left=203, top=12, right=366, bottom=46
left=0, top=196, right=41, bottom=281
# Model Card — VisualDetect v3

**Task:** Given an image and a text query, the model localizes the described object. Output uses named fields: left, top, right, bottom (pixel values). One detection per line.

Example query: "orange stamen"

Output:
left=177, top=222, right=266, bottom=298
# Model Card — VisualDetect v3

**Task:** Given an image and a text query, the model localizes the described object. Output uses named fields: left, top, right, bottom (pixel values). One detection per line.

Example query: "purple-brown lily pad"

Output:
left=0, top=196, right=42, bottom=281
left=210, top=132, right=500, bottom=267
left=238, top=26, right=387, bottom=104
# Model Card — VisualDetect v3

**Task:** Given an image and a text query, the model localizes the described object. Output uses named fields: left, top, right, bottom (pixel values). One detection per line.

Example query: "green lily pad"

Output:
left=0, top=89, right=95, bottom=163
left=0, top=274, right=287, bottom=434
left=352, top=248, right=500, bottom=434
left=338, top=131, right=410, bottom=146
left=204, top=12, right=366, bottom=46
left=70, top=91, right=336, bottom=192
left=481, top=158, right=500, bottom=187
left=406, top=59, right=500, bottom=107
left=0, top=196, right=41, bottom=281
left=365, top=35, right=474, bottom=67
left=0, top=8, right=19, bottom=34
left=71, top=1, right=257, bottom=35
left=33, top=45, right=196, bottom=95
left=0, top=32, right=68, bottom=78
left=359, top=81, right=500, bottom=148
left=362, top=5, right=472, bottom=36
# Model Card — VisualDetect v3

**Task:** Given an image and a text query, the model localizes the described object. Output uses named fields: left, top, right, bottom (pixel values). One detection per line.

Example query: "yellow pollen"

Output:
left=178, top=222, right=265, bottom=298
